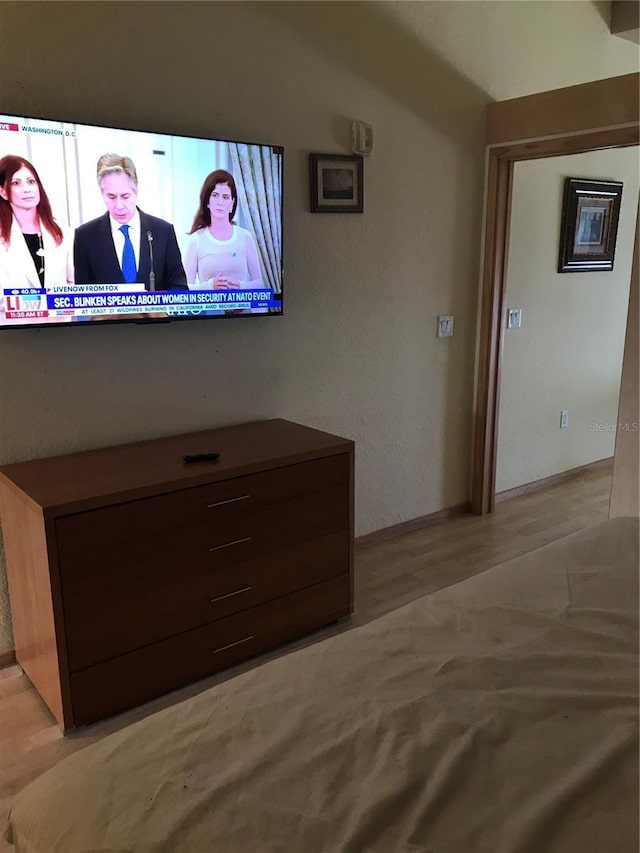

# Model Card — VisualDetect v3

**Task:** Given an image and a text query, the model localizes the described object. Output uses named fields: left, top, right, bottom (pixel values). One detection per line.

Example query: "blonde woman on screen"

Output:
left=185, top=169, right=263, bottom=292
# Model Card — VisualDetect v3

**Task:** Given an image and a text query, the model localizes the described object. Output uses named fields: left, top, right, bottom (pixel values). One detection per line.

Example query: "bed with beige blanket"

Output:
left=6, top=516, right=639, bottom=853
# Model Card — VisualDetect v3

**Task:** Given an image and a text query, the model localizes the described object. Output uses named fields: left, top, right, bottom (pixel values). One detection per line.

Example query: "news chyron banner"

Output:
left=3, top=285, right=279, bottom=322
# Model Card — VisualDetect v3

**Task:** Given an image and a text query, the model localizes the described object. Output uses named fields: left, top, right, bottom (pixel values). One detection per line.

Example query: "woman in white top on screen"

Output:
left=185, top=169, right=263, bottom=292
left=0, top=155, right=73, bottom=296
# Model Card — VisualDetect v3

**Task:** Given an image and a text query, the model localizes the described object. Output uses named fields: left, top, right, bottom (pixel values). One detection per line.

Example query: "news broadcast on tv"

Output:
left=0, top=114, right=283, bottom=328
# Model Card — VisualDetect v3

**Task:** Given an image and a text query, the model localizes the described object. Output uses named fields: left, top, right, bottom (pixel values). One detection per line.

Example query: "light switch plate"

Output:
left=507, top=308, right=523, bottom=329
left=437, top=315, right=454, bottom=338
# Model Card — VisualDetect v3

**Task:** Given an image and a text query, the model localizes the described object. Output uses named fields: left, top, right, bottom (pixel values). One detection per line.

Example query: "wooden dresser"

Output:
left=0, top=419, right=354, bottom=730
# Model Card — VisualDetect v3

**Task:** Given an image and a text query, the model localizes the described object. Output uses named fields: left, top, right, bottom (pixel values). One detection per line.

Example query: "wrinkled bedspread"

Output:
left=7, top=517, right=639, bottom=853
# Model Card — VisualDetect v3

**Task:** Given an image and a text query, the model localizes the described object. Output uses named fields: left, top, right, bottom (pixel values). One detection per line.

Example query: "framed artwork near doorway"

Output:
left=558, top=178, right=623, bottom=272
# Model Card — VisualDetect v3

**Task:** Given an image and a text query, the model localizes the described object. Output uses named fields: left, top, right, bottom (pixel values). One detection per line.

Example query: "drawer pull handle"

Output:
left=208, top=536, right=251, bottom=553
left=207, top=494, right=251, bottom=509
left=213, top=635, right=254, bottom=655
left=210, top=586, right=252, bottom=604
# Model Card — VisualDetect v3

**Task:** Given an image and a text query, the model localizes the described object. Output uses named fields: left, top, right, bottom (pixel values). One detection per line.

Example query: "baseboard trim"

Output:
left=0, top=649, right=16, bottom=670
left=495, top=456, right=614, bottom=504
left=355, top=502, right=471, bottom=550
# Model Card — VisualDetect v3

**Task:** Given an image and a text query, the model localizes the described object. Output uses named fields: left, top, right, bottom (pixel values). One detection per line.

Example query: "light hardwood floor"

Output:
left=0, top=464, right=612, bottom=848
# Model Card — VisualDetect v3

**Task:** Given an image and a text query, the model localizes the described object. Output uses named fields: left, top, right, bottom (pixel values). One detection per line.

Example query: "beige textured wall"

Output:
left=0, top=1, right=637, bottom=652
left=497, top=148, right=640, bottom=493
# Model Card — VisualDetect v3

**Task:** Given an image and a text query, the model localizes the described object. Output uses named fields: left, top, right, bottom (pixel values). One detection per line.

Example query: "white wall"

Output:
left=0, top=1, right=637, bottom=652
left=497, top=148, right=639, bottom=493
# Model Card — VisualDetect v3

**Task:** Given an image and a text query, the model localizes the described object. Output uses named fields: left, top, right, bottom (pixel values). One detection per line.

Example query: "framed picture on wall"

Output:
left=310, top=153, right=364, bottom=213
left=558, top=178, right=623, bottom=272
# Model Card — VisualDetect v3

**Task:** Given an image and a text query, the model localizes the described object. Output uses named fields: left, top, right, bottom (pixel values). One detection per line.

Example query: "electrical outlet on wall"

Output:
left=560, top=410, right=569, bottom=429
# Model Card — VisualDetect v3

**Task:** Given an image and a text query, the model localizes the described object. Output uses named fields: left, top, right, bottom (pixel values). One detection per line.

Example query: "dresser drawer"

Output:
left=70, top=574, right=350, bottom=726
left=60, top=477, right=347, bottom=597
left=61, top=482, right=347, bottom=576
left=56, top=454, right=349, bottom=559
left=64, top=530, right=350, bottom=671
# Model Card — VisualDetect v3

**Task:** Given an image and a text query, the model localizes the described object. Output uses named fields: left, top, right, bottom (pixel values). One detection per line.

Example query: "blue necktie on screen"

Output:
left=120, top=224, right=137, bottom=284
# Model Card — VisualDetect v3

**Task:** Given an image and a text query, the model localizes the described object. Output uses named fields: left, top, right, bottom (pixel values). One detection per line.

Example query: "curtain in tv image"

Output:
left=229, top=143, right=282, bottom=294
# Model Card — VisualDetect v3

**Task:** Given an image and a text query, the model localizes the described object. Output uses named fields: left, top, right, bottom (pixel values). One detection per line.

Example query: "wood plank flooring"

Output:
left=0, top=463, right=612, bottom=849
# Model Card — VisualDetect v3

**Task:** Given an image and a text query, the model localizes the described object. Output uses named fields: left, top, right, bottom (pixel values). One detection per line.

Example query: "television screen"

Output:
left=0, top=113, right=283, bottom=328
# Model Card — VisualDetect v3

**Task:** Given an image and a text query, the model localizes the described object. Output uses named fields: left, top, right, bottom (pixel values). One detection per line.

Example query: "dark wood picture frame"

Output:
left=558, top=178, right=623, bottom=272
left=310, top=153, right=363, bottom=213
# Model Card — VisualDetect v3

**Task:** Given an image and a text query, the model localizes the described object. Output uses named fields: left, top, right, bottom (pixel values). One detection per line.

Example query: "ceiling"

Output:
left=610, top=0, right=640, bottom=44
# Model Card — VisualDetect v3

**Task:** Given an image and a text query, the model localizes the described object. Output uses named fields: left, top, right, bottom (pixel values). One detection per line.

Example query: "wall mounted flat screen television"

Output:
left=0, top=113, right=283, bottom=328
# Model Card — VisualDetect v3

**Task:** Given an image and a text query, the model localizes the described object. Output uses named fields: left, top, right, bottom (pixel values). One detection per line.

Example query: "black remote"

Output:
left=183, top=452, right=220, bottom=464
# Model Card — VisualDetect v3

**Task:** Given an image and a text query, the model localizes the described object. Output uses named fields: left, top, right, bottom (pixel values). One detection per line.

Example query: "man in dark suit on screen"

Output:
left=74, top=153, right=187, bottom=290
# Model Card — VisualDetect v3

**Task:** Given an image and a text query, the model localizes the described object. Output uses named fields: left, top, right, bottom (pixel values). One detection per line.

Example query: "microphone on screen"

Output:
left=147, top=231, right=155, bottom=292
